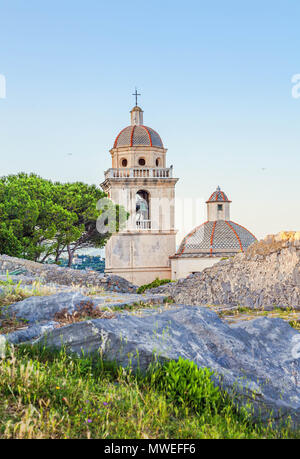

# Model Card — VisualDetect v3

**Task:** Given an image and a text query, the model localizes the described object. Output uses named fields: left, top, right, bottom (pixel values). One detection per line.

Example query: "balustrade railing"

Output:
left=136, top=220, right=151, bottom=230
left=104, top=167, right=173, bottom=179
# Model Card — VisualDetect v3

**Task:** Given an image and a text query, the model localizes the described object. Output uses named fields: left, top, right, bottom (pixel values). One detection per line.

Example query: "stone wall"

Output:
left=151, top=232, right=300, bottom=308
left=0, top=255, right=137, bottom=293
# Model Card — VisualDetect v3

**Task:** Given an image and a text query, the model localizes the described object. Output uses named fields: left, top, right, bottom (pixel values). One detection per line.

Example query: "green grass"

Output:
left=137, top=278, right=172, bottom=294
left=0, top=344, right=297, bottom=439
left=289, top=320, right=300, bottom=331
left=217, top=305, right=300, bottom=325
left=110, top=301, right=168, bottom=313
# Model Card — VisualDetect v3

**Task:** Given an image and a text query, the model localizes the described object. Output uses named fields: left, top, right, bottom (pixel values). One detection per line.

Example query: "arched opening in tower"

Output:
left=136, top=190, right=150, bottom=229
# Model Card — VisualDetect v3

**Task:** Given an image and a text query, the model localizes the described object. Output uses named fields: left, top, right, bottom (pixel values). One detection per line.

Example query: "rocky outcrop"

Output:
left=151, top=232, right=300, bottom=308
left=1, top=291, right=167, bottom=324
left=3, top=292, right=94, bottom=324
left=0, top=254, right=137, bottom=293
left=33, top=305, right=300, bottom=424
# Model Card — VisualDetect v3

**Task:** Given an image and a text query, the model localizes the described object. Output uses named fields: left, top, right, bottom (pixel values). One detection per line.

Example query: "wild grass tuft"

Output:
left=0, top=274, right=57, bottom=311
left=137, top=278, right=172, bottom=294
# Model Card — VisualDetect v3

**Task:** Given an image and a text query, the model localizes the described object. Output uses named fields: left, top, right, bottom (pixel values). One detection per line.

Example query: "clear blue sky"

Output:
left=0, top=0, right=299, bottom=240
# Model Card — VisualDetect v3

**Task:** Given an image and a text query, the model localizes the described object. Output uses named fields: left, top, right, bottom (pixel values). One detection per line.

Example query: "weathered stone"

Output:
left=35, top=305, right=300, bottom=423
left=3, top=321, right=59, bottom=344
left=0, top=254, right=137, bottom=293
left=3, top=292, right=94, bottom=324
left=151, top=241, right=300, bottom=308
left=1, top=290, right=167, bottom=326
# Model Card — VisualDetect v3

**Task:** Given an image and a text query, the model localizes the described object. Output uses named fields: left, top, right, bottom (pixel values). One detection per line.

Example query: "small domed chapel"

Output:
left=170, top=186, right=257, bottom=280
left=101, top=102, right=256, bottom=285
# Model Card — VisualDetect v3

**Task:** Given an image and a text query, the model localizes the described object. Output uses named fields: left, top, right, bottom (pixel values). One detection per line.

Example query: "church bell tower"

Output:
left=100, top=97, right=178, bottom=286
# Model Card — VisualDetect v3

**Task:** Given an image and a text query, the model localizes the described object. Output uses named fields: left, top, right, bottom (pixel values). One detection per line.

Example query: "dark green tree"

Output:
left=0, top=223, right=22, bottom=257
left=0, top=173, right=129, bottom=265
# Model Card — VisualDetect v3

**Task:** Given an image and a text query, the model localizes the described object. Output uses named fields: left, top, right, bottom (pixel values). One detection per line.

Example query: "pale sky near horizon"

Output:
left=0, top=0, right=300, bottom=244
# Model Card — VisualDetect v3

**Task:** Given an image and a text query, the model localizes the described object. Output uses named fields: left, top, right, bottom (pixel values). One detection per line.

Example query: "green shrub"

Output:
left=137, top=278, right=172, bottom=294
left=147, top=357, right=223, bottom=414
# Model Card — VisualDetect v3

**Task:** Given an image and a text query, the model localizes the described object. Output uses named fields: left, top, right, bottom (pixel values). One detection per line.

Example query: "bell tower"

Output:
left=100, top=101, right=178, bottom=286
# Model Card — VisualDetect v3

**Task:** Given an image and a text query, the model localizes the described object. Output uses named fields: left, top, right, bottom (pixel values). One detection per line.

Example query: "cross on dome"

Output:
left=132, top=88, right=141, bottom=106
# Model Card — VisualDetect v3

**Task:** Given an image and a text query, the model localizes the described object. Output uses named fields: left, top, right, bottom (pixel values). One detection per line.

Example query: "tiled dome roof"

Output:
left=176, top=220, right=257, bottom=258
left=206, top=186, right=231, bottom=203
left=114, top=125, right=163, bottom=149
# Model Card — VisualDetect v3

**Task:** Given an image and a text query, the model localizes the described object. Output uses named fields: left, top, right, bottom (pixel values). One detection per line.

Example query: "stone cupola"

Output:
left=206, top=186, right=232, bottom=221
left=130, top=106, right=144, bottom=126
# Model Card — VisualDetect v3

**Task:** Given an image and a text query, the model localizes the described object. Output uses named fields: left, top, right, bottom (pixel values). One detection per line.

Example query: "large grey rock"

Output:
left=2, top=321, right=59, bottom=344
left=3, top=292, right=94, bottom=324
left=0, top=321, right=60, bottom=358
left=35, top=305, right=300, bottom=423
